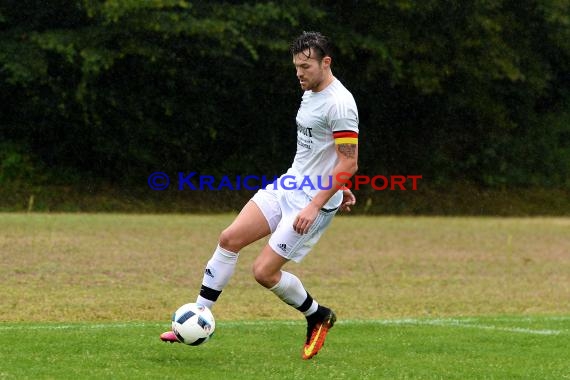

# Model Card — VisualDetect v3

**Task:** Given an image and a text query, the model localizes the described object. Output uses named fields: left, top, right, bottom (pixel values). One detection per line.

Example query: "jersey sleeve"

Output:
left=329, top=102, right=359, bottom=145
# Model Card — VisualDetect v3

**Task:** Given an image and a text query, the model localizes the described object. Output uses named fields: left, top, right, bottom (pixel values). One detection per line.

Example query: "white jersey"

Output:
left=285, top=78, right=359, bottom=210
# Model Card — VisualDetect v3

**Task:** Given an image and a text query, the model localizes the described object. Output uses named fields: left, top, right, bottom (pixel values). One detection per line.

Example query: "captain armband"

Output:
left=333, top=130, right=358, bottom=145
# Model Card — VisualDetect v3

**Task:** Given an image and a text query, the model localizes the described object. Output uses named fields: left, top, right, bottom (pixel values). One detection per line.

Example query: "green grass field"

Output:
left=1, top=214, right=569, bottom=379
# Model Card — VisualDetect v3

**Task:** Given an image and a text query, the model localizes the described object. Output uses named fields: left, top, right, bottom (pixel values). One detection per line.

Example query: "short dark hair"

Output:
left=290, top=31, right=332, bottom=61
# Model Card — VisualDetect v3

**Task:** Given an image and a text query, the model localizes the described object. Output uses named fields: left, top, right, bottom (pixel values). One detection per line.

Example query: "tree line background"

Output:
left=1, top=0, right=569, bottom=214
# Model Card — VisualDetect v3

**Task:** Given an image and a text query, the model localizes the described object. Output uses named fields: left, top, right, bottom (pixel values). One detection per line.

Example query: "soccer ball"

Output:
left=171, top=303, right=215, bottom=346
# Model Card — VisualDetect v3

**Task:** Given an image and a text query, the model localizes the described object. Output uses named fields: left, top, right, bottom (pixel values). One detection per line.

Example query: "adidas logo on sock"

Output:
left=204, top=268, right=214, bottom=278
left=277, top=243, right=287, bottom=252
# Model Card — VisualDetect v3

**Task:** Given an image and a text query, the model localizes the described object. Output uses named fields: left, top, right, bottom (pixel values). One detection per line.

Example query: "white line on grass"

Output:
left=451, top=323, right=561, bottom=335
left=0, top=322, right=165, bottom=331
left=339, top=318, right=566, bottom=335
left=0, top=318, right=567, bottom=336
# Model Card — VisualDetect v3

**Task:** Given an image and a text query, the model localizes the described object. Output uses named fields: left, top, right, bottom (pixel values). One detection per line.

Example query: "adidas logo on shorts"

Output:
left=277, top=243, right=287, bottom=252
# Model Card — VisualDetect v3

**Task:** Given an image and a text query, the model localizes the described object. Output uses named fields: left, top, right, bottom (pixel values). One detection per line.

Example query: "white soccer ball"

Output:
left=171, top=303, right=215, bottom=345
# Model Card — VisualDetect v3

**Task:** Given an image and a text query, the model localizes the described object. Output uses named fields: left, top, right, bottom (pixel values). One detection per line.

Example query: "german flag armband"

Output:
left=333, top=130, right=358, bottom=145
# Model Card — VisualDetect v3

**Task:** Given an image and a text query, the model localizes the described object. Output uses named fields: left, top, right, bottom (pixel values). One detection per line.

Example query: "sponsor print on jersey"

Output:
left=297, top=121, right=314, bottom=150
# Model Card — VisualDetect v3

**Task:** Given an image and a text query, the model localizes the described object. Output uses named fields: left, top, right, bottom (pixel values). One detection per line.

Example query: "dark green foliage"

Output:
left=0, top=0, right=568, bottom=200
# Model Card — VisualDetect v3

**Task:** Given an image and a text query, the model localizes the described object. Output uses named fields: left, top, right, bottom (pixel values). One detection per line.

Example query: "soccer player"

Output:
left=161, top=31, right=359, bottom=360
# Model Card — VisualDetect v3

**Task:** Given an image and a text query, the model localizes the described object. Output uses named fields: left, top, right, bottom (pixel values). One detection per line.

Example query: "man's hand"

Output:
left=340, top=189, right=356, bottom=212
left=293, top=203, right=320, bottom=235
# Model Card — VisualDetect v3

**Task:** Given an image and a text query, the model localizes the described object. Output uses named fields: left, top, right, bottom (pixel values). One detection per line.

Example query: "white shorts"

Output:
left=251, top=186, right=338, bottom=262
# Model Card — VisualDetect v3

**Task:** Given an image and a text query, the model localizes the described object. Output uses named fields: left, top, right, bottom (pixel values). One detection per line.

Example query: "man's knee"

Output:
left=252, top=262, right=272, bottom=288
left=252, top=256, right=282, bottom=288
left=218, top=228, right=243, bottom=253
